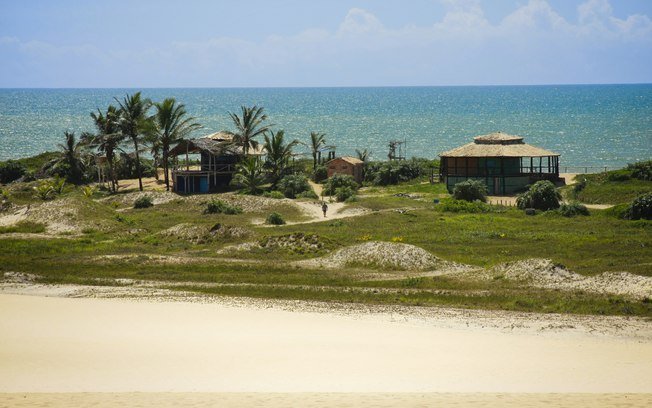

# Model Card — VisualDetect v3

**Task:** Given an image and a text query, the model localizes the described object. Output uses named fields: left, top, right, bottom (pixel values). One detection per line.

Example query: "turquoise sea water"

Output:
left=0, top=85, right=650, bottom=167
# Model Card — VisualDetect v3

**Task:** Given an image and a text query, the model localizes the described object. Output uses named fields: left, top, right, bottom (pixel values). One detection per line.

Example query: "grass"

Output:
left=566, top=172, right=652, bottom=204
left=0, top=177, right=651, bottom=318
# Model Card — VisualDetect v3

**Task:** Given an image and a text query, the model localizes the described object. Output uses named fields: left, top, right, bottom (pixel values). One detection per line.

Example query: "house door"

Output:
left=493, top=177, right=502, bottom=195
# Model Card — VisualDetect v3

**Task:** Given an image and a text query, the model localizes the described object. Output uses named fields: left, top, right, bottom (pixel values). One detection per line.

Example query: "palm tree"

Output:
left=263, top=130, right=299, bottom=186
left=228, top=105, right=272, bottom=156
left=44, top=131, right=87, bottom=184
left=309, top=131, right=326, bottom=170
left=231, top=156, right=265, bottom=195
left=90, top=105, right=122, bottom=192
left=115, top=92, right=154, bottom=191
left=153, top=98, right=202, bottom=191
left=355, top=148, right=370, bottom=162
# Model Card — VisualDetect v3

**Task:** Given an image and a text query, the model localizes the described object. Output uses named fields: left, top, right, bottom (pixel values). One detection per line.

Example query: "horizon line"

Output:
left=1, top=82, right=651, bottom=90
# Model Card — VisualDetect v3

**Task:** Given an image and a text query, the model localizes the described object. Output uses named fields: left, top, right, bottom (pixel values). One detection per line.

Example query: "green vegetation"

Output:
left=437, top=198, right=492, bottom=213
left=266, top=212, right=286, bottom=225
left=0, top=160, right=27, bottom=183
left=133, top=195, right=154, bottom=209
left=568, top=161, right=652, bottom=204
left=364, top=158, right=436, bottom=186
left=452, top=179, right=487, bottom=202
left=203, top=199, right=243, bottom=215
left=558, top=202, right=589, bottom=217
left=627, top=192, right=652, bottom=220
left=323, top=174, right=358, bottom=195
left=277, top=174, right=312, bottom=199
left=517, top=180, right=561, bottom=210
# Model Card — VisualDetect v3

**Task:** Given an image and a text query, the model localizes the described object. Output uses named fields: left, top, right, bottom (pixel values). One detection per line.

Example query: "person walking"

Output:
left=321, top=202, right=328, bottom=218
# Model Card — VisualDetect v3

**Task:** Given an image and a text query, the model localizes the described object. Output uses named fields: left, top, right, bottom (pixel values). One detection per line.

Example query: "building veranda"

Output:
left=439, top=132, right=560, bottom=195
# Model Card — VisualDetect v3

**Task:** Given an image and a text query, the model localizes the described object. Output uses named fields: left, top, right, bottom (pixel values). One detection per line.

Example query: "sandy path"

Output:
left=1, top=293, right=651, bottom=395
left=291, top=200, right=369, bottom=224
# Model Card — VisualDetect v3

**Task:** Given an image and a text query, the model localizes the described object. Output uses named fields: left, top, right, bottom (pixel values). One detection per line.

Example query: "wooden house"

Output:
left=168, top=132, right=263, bottom=194
left=439, top=132, right=560, bottom=195
left=327, top=156, right=364, bottom=184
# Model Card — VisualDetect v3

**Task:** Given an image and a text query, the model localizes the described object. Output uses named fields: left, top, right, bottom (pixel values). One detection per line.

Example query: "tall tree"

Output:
left=263, top=130, right=299, bottom=186
left=228, top=105, right=271, bottom=156
left=115, top=92, right=153, bottom=191
left=153, top=98, right=202, bottom=191
left=90, top=105, right=122, bottom=192
left=309, top=131, right=326, bottom=170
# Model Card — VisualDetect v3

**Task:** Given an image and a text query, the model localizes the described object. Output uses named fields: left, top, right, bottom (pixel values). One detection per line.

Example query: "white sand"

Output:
left=1, top=293, right=651, bottom=396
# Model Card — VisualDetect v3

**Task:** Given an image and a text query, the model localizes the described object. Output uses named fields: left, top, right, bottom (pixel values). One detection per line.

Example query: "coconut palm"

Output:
left=89, top=105, right=122, bottom=192
left=231, top=156, right=265, bottom=195
left=115, top=92, right=154, bottom=191
left=228, top=105, right=272, bottom=156
left=263, top=130, right=299, bottom=186
left=355, top=148, right=371, bottom=162
left=153, top=98, right=202, bottom=191
left=309, top=131, right=326, bottom=170
left=43, top=131, right=87, bottom=184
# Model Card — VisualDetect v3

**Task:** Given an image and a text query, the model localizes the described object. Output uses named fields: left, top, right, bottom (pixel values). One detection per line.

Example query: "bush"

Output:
left=335, top=186, right=355, bottom=202
left=452, top=179, right=487, bottom=202
left=516, top=181, right=561, bottom=211
left=364, top=158, right=435, bottom=186
left=33, top=182, right=56, bottom=201
left=297, top=190, right=319, bottom=199
left=607, top=169, right=632, bottom=182
left=265, top=212, right=285, bottom=225
left=313, top=165, right=328, bottom=183
left=559, top=202, right=589, bottom=217
left=628, top=160, right=652, bottom=181
left=262, top=191, right=285, bottom=199
left=627, top=192, right=652, bottom=220
left=203, top=199, right=242, bottom=215
left=323, top=174, right=358, bottom=195
left=0, top=160, right=26, bottom=184
left=436, top=198, right=491, bottom=213
left=277, top=174, right=313, bottom=199
left=134, top=195, right=154, bottom=209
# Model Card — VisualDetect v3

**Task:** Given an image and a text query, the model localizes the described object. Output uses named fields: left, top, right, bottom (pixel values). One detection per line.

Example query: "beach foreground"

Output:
left=1, top=292, right=651, bottom=406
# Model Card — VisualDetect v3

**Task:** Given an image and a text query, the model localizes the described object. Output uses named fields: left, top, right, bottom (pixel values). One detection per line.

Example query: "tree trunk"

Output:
left=133, top=137, right=143, bottom=191
left=163, top=146, right=170, bottom=191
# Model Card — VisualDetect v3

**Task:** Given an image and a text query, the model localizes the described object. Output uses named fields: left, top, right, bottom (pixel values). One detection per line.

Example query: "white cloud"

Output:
left=1, top=0, right=650, bottom=86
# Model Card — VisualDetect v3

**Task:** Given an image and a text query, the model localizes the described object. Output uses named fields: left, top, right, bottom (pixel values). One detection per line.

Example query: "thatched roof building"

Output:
left=169, top=131, right=263, bottom=194
left=439, top=132, right=560, bottom=195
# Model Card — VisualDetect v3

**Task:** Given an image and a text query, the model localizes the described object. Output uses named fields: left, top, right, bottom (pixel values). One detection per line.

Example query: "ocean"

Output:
left=0, top=85, right=650, bottom=168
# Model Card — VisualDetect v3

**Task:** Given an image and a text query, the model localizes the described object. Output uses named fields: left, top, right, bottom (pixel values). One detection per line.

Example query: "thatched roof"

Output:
left=169, top=131, right=264, bottom=157
left=440, top=132, right=559, bottom=158
left=328, top=156, right=363, bottom=165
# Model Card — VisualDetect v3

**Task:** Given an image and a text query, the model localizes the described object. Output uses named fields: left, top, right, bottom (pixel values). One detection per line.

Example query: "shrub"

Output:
left=134, top=195, right=154, bottom=209
left=277, top=174, right=313, bottom=199
left=516, top=180, right=561, bottom=211
left=262, top=191, right=285, bottom=199
left=628, top=160, right=652, bottom=181
left=452, top=179, right=487, bottom=202
left=313, top=165, right=328, bottom=183
left=559, top=202, right=589, bottom=217
left=204, top=199, right=242, bottom=215
left=335, top=186, right=355, bottom=202
left=627, top=192, right=652, bottom=220
left=323, top=174, right=358, bottom=195
left=297, top=190, right=319, bottom=199
left=33, top=182, right=56, bottom=200
left=606, top=169, right=631, bottom=182
left=265, top=212, right=285, bottom=225
left=364, top=158, right=434, bottom=186
left=437, top=198, right=491, bottom=213
left=81, top=186, right=96, bottom=199
left=0, top=160, right=26, bottom=184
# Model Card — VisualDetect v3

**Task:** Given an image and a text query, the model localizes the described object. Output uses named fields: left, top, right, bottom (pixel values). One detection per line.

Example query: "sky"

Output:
left=0, top=0, right=651, bottom=87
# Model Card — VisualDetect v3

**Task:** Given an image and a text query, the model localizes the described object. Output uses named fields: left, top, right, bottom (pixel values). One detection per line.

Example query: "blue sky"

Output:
left=1, top=0, right=651, bottom=87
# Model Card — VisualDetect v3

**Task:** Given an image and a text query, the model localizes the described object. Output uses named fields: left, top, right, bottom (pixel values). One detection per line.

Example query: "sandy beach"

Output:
left=1, top=291, right=651, bottom=406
